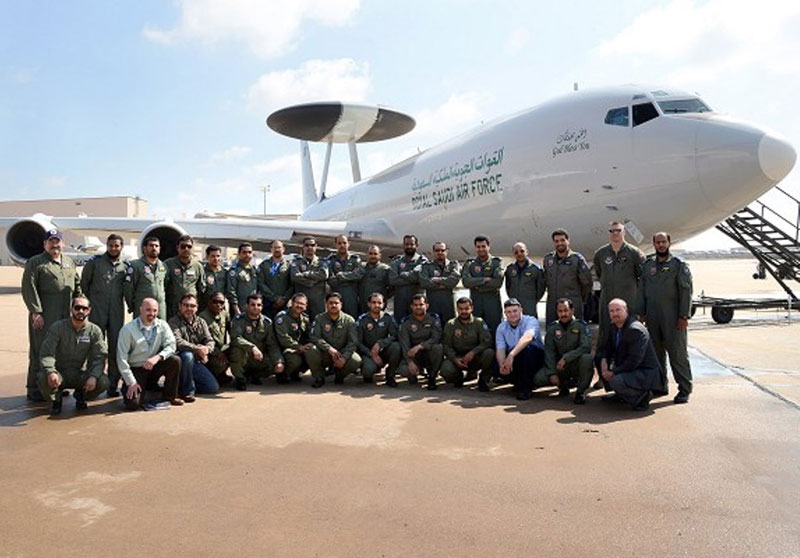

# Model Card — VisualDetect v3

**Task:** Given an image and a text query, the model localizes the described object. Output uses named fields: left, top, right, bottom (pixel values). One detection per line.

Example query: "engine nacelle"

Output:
left=5, top=213, right=55, bottom=265
left=138, top=221, right=188, bottom=261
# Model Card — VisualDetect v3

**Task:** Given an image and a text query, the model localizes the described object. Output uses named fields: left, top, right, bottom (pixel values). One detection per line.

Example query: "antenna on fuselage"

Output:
left=267, top=102, right=416, bottom=209
left=574, top=82, right=579, bottom=91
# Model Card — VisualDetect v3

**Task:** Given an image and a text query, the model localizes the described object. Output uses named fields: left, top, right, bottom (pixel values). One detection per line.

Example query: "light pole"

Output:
left=259, top=184, right=270, bottom=216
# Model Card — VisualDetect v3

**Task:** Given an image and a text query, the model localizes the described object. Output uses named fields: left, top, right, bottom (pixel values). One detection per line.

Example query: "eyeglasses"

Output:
left=303, top=243, right=316, bottom=248
left=211, top=300, right=226, bottom=305
left=179, top=244, right=193, bottom=249
left=608, top=229, right=623, bottom=233
left=73, top=305, right=89, bottom=311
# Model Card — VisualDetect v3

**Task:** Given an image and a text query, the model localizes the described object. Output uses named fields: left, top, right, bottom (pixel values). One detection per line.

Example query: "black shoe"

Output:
left=312, top=378, right=325, bottom=388
left=276, top=374, right=291, bottom=384
left=290, top=372, right=302, bottom=382
left=558, top=386, right=570, bottom=398
left=74, top=390, right=88, bottom=410
left=673, top=392, right=690, bottom=404
left=61, top=389, right=71, bottom=398
left=250, top=376, right=263, bottom=386
left=235, top=378, right=247, bottom=391
left=49, top=397, right=63, bottom=416
left=426, top=379, right=438, bottom=391
left=453, top=375, right=464, bottom=388
left=477, top=378, right=490, bottom=392
left=363, top=376, right=373, bottom=384
left=217, top=374, right=233, bottom=385
left=601, top=393, right=623, bottom=403
left=407, top=376, right=418, bottom=386
left=333, top=375, right=345, bottom=385
left=516, top=390, right=531, bottom=401
left=592, top=380, right=604, bottom=390
left=385, top=375, right=398, bottom=388
left=106, top=388, right=120, bottom=398
left=574, top=393, right=587, bottom=405
left=633, top=391, right=652, bottom=411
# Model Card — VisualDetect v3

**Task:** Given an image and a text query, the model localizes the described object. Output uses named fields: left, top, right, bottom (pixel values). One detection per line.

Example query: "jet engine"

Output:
left=137, top=221, right=188, bottom=260
left=4, top=213, right=55, bottom=265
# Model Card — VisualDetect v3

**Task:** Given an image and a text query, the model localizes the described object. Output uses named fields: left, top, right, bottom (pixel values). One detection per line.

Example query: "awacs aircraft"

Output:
left=2, top=84, right=796, bottom=264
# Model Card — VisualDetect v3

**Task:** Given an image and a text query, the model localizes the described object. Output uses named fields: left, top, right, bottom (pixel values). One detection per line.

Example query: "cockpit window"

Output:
left=657, top=98, right=711, bottom=114
left=633, top=102, right=659, bottom=126
left=604, top=107, right=629, bottom=127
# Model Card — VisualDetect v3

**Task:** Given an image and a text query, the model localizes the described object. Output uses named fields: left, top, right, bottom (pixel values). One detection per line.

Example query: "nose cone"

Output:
left=758, top=133, right=796, bottom=182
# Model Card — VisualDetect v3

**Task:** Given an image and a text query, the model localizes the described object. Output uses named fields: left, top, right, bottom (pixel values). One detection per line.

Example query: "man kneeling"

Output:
left=39, top=296, right=109, bottom=415
left=441, top=297, right=493, bottom=389
left=356, top=292, right=401, bottom=386
left=169, top=293, right=219, bottom=401
left=494, top=298, right=544, bottom=400
left=229, top=294, right=284, bottom=390
left=306, top=292, right=362, bottom=388
left=534, top=298, right=593, bottom=404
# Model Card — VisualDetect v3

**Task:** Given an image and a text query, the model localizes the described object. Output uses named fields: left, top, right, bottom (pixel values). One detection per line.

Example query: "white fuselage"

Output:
left=301, top=85, right=795, bottom=255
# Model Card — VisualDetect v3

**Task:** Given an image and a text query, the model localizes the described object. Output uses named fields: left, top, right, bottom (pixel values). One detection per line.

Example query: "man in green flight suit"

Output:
left=199, top=291, right=232, bottom=385
left=356, top=292, right=401, bottom=386
left=326, top=234, right=363, bottom=319
left=419, top=241, right=461, bottom=324
left=504, top=242, right=545, bottom=318
left=164, top=235, right=205, bottom=320
left=398, top=294, right=443, bottom=390
left=306, top=292, right=362, bottom=388
left=258, top=239, right=293, bottom=319
left=542, top=228, right=593, bottom=325
left=290, top=237, right=329, bottom=320
left=39, top=296, right=109, bottom=415
left=229, top=294, right=284, bottom=391
left=358, top=245, right=392, bottom=315
left=227, top=242, right=258, bottom=317
left=389, top=235, right=428, bottom=322
left=124, top=235, right=167, bottom=320
left=461, top=235, right=504, bottom=334
left=22, top=229, right=80, bottom=401
left=80, top=233, right=127, bottom=396
left=534, top=298, right=593, bottom=404
left=638, top=232, right=694, bottom=404
left=273, top=293, right=313, bottom=383
left=201, top=244, right=228, bottom=310
left=440, top=297, right=494, bottom=389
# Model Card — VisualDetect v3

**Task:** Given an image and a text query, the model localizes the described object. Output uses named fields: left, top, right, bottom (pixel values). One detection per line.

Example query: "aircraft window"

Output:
left=650, top=90, right=670, bottom=97
left=632, top=94, right=646, bottom=100
left=632, top=102, right=659, bottom=126
left=604, top=107, right=629, bottom=126
left=657, top=98, right=711, bottom=114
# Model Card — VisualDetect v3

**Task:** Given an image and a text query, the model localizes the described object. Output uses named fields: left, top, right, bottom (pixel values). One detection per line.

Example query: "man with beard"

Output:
left=356, top=292, right=401, bottom=386
left=542, top=229, right=593, bottom=325
left=398, top=294, right=443, bottom=390
left=22, top=229, right=80, bottom=401
left=229, top=294, right=284, bottom=390
left=600, top=299, right=666, bottom=411
left=440, top=297, right=494, bottom=389
left=461, top=235, right=504, bottom=334
left=258, top=239, right=294, bottom=319
left=504, top=242, right=545, bottom=318
left=164, top=235, right=205, bottom=320
left=389, top=235, right=428, bottom=322
left=169, top=293, right=219, bottom=401
left=638, top=232, right=694, bottom=404
left=326, top=235, right=363, bottom=319
left=39, top=296, right=108, bottom=415
left=201, top=245, right=228, bottom=310
left=273, top=293, right=313, bottom=383
left=227, top=243, right=259, bottom=317
left=419, top=241, right=461, bottom=324
left=124, top=236, right=167, bottom=320
left=306, top=292, right=362, bottom=388
left=534, top=298, right=593, bottom=404
left=290, top=237, right=329, bottom=319
left=358, top=245, right=392, bottom=314
left=199, top=292, right=232, bottom=385
left=81, top=234, right=127, bottom=396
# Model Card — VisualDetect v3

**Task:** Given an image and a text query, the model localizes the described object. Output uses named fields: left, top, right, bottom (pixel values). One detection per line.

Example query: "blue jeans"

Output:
left=179, top=351, right=220, bottom=396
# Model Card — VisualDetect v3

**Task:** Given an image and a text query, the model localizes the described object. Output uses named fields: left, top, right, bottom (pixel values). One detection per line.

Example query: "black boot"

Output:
left=74, top=389, right=88, bottom=410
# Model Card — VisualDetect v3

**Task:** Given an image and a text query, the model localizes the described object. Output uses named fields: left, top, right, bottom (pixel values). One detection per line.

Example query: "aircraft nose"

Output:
left=758, top=133, right=796, bottom=182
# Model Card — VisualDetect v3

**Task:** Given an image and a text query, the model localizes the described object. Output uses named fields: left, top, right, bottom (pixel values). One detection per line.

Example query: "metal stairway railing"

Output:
left=716, top=186, right=799, bottom=300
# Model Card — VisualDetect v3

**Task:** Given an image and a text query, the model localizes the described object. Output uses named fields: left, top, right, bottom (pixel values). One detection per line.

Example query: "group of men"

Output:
left=22, top=221, right=693, bottom=415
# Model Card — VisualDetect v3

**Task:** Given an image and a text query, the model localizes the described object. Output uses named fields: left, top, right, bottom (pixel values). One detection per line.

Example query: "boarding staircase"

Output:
left=716, top=186, right=800, bottom=300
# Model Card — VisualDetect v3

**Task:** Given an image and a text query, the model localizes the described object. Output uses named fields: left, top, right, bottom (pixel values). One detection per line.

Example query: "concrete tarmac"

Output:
left=1, top=263, right=798, bottom=558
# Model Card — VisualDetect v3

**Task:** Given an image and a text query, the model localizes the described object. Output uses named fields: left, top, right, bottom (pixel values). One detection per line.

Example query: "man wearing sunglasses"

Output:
left=164, top=235, right=206, bottom=320
left=39, top=297, right=109, bottom=415
left=290, top=237, right=329, bottom=319
left=169, top=293, right=219, bottom=401
left=200, top=292, right=232, bottom=385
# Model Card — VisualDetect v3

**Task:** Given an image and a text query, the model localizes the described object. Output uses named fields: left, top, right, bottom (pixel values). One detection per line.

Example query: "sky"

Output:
left=2, top=0, right=800, bottom=249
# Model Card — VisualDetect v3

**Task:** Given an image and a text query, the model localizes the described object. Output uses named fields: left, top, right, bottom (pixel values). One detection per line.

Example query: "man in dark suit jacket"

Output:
left=600, top=298, right=666, bottom=410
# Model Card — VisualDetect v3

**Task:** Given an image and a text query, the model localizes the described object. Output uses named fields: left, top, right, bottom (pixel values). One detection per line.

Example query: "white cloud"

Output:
left=246, top=58, right=371, bottom=111
left=210, top=145, right=252, bottom=163
left=411, top=92, right=487, bottom=143
left=593, top=0, right=800, bottom=85
left=504, top=27, right=529, bottom=55
left=143, top=0, right=360, bottom=58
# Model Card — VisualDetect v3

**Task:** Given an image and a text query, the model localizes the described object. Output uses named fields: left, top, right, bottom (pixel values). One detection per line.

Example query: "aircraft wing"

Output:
left=0, top=215, right=401, bottom=263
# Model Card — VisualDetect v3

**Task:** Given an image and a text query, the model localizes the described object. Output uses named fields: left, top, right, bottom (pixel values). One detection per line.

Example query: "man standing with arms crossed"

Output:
left=389, top=235, right=428, bottom=322
left=504, top=242, right=545, bottom=318
left=201, top=245, right=227, bottom=310
left=542, top=229, right=593, bottom=325
left=290, top=237, right=329, bottom=319
left=80, top=233, right=126, bottom=397
left=327, top=235, right=363, bottom=319
left=419, top=241, right=461, bottom=325
left=638, top=232, right=694, bottom=404
left=124, top=236, right=167, bottom=320
left=258, top=239, right=294, bottom=319
left=22, top=229, right=79, bottom=401
left=461, top=235, right=504, bottom=334
left=227, top=242, right=258, bottom=317
left=164, top=235, right=205, bottom=320
left=358, top=245, right=392, bottom=314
